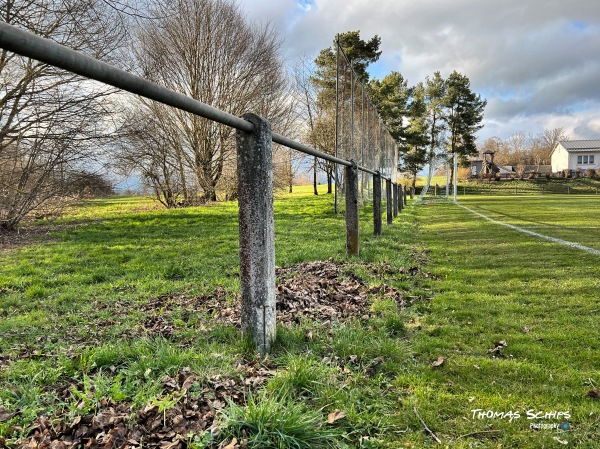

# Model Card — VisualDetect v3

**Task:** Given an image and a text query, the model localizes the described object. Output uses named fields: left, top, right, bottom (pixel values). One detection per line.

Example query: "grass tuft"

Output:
left=220, top=392, right=341, bottom=449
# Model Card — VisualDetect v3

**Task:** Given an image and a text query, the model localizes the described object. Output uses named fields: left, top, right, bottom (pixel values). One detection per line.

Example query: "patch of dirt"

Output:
left=0, top=226, right=55, bottom=252
left=0, top=220, right=101, bottom=252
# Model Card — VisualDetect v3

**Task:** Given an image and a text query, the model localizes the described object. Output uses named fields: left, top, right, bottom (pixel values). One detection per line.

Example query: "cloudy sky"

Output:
left=240, top=0, right=600, bottom=142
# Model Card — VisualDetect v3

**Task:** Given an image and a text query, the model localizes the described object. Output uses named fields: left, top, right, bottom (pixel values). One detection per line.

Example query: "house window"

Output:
left=577, top=155, right=595, bottom=164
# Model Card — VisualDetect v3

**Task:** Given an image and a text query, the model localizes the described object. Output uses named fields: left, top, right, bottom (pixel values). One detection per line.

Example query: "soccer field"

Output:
left=457, top=195, right=600, bottom=252
left=412, top=195, right=600, bottom=447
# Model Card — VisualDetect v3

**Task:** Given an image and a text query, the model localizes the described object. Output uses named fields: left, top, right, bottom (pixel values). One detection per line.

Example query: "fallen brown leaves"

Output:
left=11, top=259, right=425, bottom=449
left=135, top=260, right=415, bottom=336
left=326, top=410, right=346, bottom=424
left=18, top=364, right=271, bottom=449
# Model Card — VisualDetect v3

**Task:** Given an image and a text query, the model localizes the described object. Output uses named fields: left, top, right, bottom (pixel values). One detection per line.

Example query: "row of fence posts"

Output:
left=236, top=121, right=409, bottom=353
left=0, top=22, right=410, bottom=355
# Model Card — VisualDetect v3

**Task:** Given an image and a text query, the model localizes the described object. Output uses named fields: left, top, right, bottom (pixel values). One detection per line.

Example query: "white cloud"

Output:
left=240, top=0, right=600, bottom=140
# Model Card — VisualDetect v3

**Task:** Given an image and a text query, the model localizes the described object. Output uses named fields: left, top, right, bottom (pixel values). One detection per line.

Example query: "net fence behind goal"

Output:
left=335, top=39, right=398, bottom=210
left=416, top=152, right=455, bottom=204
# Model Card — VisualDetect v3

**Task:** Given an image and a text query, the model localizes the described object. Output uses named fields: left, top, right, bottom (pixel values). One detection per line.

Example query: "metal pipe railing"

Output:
left=0, top=21, right=384, bottom=179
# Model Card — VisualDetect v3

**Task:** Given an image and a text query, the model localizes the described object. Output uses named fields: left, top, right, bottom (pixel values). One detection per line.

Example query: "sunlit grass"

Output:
left=1, top=190, right=599, bottom=447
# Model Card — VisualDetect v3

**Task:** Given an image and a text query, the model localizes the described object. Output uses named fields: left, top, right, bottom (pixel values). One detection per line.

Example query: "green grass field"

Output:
left=1, top=189, right=598, bottom=448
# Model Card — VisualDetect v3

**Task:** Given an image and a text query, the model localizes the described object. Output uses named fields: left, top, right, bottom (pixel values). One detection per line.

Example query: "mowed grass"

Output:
left=1, top=189, right=599, bottom=448
left=457, top=194, right=600, bottom=250
left=0, top=186, right=423, bottom=448
left=411, top=195, right=600, bottom=447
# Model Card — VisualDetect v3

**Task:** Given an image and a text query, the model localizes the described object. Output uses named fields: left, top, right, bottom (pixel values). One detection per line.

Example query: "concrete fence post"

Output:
left=345, top=161, right=359, bottom=255
left=373, top=172, right=382, bottom=236
left=386, top=179, right=393, bottom=225
left=393, top=183, right=399, bottom=218
left=236, top=113, right=276, bottom=355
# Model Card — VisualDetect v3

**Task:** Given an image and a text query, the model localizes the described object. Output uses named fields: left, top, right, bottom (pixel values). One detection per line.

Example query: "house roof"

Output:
left=558, top=140, right=600, bottom=151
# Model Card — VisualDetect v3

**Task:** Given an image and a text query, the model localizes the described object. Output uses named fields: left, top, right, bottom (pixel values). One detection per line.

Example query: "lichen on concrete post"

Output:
left=236, top=113, right=276, bottom=355
left=393, top=183, right=399, bottom=218
left=386, top=179, right=393, bottom=225
left=373, top=172, right=382, bottom=236
left=345, top=161, right=359, bottom=255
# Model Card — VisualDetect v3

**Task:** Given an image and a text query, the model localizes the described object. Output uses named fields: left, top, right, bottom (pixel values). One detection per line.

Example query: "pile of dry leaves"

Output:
left=138, top=259, right=410, bottom=338
left=13, top=363, right=271, bottom=449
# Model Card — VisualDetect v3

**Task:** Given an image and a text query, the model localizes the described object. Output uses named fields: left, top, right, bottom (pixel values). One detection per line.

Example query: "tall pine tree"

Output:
left=443, top=71, right=487, bottom=181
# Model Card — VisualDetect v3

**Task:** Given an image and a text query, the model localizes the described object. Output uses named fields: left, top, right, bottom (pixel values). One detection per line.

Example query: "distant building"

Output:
left=551, top=140, right=600, bottom=174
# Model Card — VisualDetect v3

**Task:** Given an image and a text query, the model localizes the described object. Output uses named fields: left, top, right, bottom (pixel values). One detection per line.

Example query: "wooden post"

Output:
left=393, top=183, right=399, bottom=218
left=236, top=113, right=276, bottom=355
left=373, top=172, right=382, bottom=236
left=345, top=161, right=359, bottom=255
left=398, top=185, right=403, bottom=212
left=386, top=179, right=392, bottom=225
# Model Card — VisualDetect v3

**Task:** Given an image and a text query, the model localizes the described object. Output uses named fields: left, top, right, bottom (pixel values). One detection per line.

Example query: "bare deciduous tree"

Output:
left=120, top=0, right=291, bottom=205
left=0, top=0, right=126, bottom=231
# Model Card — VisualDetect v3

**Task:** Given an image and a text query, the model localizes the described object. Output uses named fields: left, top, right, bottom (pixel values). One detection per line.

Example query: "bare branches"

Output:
left=0, top=0, right=125, bottom=230
left=120, top=0, right=290, bottom=204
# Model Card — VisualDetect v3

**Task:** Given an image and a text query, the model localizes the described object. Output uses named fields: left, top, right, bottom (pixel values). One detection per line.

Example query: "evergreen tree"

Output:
left=443, top=71, right=487, bottom=180
left=311, top=31, right=381, bottom=192
left=400, top=82, right=429, bottom=187
left=369, top=71, right=411, bottom=141
left=423, top=72, right=448, bottom=168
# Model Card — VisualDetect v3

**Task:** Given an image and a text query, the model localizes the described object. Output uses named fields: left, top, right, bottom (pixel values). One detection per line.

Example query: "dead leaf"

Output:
left=221, top=438, right=237, bottom=449
left=588, top=389, right=600, bottom=399
left=431, top=356, right=446, bottom=368
left=522, top=327, right=530, bottom=334
left=327, top=410, right=346, bottom=424
left=0, top=408, right=19, bottom=422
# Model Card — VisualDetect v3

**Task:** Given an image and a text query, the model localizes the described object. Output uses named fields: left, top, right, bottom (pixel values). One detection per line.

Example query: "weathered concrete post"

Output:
left=345, top=161, right=359, bottom=255
left=393, top=183, right=399, bottom=218
left=236, top=113, right=276, bottom=355
left=398, top=184, right=403, bottom=212
left=386, top=179, right=393, bottom=225
left=373, top=172, right=382, bottom=236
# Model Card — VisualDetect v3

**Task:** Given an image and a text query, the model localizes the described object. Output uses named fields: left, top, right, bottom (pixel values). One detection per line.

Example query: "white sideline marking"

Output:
left=457, top=204, right=600, bottom=258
